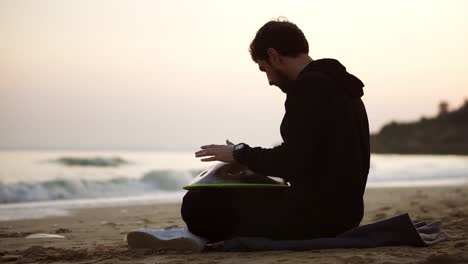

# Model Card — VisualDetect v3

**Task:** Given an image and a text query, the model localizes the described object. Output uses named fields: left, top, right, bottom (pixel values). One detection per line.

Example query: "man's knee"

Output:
left=181, top=190, right=202, bottom=223
left=181, top=190, right=234, bottom=222
left=180, top=190, right=237, bottom=242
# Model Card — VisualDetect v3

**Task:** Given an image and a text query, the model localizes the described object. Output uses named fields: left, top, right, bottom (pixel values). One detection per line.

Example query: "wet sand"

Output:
left=1, top=186, right=468, bottom=264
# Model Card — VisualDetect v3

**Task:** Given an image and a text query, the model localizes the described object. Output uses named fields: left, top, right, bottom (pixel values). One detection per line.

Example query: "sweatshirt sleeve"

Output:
left=235, top=73, right=332, bottom=180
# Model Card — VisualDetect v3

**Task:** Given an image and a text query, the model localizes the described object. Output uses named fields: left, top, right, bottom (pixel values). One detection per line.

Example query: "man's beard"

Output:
left=273, top=68, right=291, bottom=93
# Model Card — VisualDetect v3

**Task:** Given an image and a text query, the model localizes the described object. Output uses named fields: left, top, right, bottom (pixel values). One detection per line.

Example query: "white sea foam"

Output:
left=0, top=170, right=196, bottom=203
left=0, top=191, right=186, bottom=221
left=368, top=154, right=468, bottom=185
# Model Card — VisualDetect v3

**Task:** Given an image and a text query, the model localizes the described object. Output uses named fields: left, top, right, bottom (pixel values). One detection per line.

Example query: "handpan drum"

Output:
left=183, top=162, right=289, bottom=190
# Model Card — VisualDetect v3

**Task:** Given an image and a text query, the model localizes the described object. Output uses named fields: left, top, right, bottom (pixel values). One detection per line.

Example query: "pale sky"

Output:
left=1, top=0, right=467, bottom=150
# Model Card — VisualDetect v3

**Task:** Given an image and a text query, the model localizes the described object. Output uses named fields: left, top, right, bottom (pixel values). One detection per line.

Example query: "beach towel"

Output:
left=222, top=213, right=447, bottom=251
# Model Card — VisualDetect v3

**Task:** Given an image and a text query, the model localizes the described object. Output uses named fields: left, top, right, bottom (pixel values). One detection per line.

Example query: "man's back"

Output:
left=282, top=58, right=370, bottom=231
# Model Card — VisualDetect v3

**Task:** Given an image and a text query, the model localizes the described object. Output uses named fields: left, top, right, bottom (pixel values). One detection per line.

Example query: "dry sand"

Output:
left=1, top=186, right=468, bottom=264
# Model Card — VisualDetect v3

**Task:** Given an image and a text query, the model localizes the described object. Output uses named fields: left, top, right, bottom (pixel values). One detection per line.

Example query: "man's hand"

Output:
left=195, top=140, right=236, bottom=163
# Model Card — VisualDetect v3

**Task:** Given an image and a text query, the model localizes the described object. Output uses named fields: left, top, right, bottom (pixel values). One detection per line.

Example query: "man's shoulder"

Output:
left=288, top=70, right=334, bottom=97
left=298, top=68, right=336, bottom=88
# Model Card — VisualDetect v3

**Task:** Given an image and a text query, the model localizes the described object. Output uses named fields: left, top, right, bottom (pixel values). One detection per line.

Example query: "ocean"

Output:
left=1, top=150, right=468, bottom=221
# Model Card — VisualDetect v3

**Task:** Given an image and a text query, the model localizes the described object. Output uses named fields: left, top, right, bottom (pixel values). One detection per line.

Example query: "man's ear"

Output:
left=266, top=48, right=282, bottom=68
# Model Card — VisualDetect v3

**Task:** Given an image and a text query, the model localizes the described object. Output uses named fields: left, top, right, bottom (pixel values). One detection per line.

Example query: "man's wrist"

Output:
left=233, top=143, right=249, bottom=164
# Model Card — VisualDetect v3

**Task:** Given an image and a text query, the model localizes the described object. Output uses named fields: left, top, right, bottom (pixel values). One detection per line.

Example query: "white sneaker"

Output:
left=126, top=227, right=207, bottom=252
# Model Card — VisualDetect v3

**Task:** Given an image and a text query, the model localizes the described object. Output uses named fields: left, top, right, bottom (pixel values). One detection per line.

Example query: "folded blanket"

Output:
left=222, top=213, right=447, bottom=251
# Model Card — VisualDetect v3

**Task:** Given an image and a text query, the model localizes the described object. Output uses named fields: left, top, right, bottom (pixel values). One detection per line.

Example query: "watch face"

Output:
left=235, top=144, right=244, bottom=151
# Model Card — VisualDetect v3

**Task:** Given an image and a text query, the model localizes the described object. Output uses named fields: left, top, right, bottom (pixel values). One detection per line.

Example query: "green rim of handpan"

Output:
left=183, top=183, right=289, bottom=190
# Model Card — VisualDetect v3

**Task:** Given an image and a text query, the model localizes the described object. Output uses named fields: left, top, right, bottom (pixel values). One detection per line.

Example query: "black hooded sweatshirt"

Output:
left=235, top=58, right=370, bottom=233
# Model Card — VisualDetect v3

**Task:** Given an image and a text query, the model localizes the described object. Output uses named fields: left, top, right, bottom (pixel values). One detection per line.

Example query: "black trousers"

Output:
left=180, top=188, right=357, bottom=243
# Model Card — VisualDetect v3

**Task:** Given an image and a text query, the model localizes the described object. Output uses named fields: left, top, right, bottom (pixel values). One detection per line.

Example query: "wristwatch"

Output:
left=233, top=143, right=249, bottom=163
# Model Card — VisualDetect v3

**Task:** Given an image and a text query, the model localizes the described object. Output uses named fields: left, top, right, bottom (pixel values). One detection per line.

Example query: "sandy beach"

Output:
left=1, top=186, right=468, bottom=264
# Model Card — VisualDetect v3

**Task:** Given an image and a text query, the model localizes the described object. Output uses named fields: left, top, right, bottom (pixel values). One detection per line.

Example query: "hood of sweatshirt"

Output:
left=298, top=58, right=365, bottom=98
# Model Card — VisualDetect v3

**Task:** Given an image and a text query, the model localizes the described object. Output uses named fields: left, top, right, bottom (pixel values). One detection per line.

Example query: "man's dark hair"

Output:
left=249, top=18, right=309, bottom=62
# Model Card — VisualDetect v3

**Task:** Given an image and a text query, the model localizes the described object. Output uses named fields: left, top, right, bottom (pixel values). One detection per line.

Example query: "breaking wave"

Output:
left=0, top=170, right=197, bottom=203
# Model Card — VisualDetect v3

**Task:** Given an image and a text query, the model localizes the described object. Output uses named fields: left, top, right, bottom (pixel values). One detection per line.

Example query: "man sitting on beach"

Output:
left=128, top=18, right=370, bottom=252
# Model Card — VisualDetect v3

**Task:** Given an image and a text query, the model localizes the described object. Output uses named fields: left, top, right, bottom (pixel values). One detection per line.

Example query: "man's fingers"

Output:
left=195, top=149, right=212, bottom=157
left=201, top=144, right=218, bottom=149
left=201, top=156, right=218, bottom=162
left=195, top=149, right=206, bottom=155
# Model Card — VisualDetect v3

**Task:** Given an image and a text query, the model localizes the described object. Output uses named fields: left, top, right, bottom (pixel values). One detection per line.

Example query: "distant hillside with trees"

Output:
left=371, top=99, right=468, bottom=154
